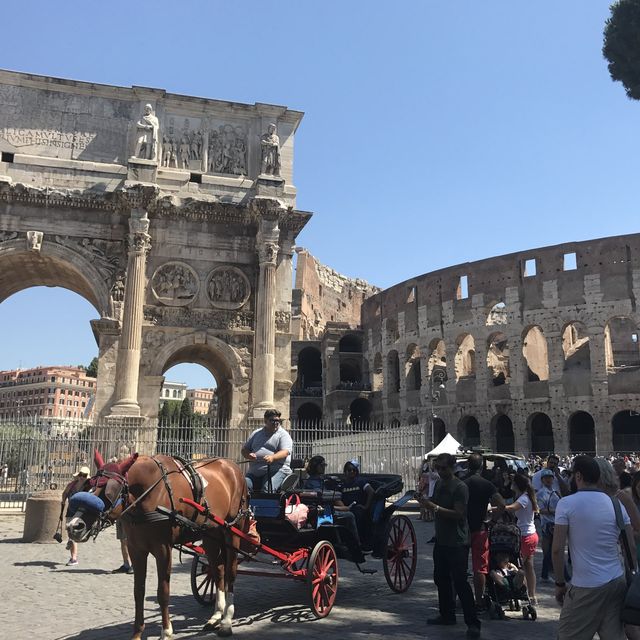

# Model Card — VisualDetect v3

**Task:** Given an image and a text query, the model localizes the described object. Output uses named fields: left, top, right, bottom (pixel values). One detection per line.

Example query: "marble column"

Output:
left=110, top=209, right=151, bottom=417
left=252, top=217, right=279, bottom=414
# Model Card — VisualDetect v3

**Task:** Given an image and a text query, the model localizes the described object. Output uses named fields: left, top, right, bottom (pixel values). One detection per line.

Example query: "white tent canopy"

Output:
left=425, top=433, right=463, bottom=458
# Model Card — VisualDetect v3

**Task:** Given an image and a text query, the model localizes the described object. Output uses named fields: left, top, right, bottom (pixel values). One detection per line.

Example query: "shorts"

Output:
left=520, top=532, right=538, bottom=559
left=471, top=530, right=489, bottom=574
left=115, top=519, right=127, bottom=541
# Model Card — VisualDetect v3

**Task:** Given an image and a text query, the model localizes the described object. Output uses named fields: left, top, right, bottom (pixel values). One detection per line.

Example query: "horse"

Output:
left=66, top=450, right=248, bottom=639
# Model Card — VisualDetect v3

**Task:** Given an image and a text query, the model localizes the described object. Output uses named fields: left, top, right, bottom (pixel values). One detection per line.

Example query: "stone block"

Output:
left=22, top=490, right=63, bottom=543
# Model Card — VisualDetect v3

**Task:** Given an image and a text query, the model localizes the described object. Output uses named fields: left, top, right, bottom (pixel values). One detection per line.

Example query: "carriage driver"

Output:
left=241, top=409, right=293, bottom=492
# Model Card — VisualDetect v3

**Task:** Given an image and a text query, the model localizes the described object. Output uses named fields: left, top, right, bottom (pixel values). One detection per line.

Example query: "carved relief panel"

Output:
left=206, top=266, right=251, bottom=310
left=151, top=261, right=199, bottom=307
left=161, top=114, right=247, bottom=177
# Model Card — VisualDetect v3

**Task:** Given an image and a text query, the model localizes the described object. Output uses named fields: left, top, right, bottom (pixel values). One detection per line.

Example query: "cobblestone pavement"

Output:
left=0, top=513, right=560, bottom=639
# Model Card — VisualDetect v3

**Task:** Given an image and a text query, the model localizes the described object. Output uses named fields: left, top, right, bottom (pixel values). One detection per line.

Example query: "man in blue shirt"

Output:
left=241, top=409, right=292, bottom=492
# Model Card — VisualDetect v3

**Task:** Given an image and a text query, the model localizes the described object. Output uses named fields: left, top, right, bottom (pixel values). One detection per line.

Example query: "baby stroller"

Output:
left=484, top=520, right=537, bottom=621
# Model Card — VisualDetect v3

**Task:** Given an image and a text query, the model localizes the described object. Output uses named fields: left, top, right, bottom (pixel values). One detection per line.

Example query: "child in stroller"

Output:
left=484, top=522, right=537, bottom=621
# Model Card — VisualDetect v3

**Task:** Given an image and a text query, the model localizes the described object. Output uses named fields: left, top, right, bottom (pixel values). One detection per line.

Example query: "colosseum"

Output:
left=290, top=234, right=640, bottom=456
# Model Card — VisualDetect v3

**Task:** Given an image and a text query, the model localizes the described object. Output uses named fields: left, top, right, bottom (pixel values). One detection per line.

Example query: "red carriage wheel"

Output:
left=306, top=540, right=339, bottom=618
left=383, top=514, right=417, bottom=593
left=191, top=553, right=216, bottom=606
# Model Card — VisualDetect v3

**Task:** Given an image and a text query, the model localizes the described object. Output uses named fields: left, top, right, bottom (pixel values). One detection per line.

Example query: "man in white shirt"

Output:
left=531, top=454, right=569, bottom=495
left=552, top=455, right=637, bottom=640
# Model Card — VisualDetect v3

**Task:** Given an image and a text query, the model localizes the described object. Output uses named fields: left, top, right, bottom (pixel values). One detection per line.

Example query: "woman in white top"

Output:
left=505, top=473, right=539, bottom=603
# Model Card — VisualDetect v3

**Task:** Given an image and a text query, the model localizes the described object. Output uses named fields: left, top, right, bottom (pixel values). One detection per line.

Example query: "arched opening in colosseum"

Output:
left=455, top=334, right=476, bottom=380
left=387, top=350, right=400, bottom=393
left=486, top=301, right=507, bottom=326
left=487, top=332, right=510, bottom=386
left=339, top=359, right=362, bottom=385
left=492, top=415, right=515, bottom=453
left=339, top=333, right=363, bottom=353
left=433, top=418, right=447, bottom=445
left=427, top=339, right=447, bottom=376
left=522, top=326, right=549, bottom=383
left=529, top=412, right=554, bottom=454
left=459, top=415, right=481, bottom=448
left=568, top=411, right=595, bottom=453
left=405, top=344, right=422, bottom=391
left=297, top=402, right=323, bottom=423
left=295, top=347, right=322, bottom=394
left=605, top=317, right=640, bottom=371
left=612, top=410, right=640, bottom=452
left=562, top=322, right=591, bottom=395
left=372, top=353, right=383, bottom=392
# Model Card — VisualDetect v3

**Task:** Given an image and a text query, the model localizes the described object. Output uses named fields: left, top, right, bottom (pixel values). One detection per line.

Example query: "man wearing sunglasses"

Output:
left=241, top=409, right=292, bottom=492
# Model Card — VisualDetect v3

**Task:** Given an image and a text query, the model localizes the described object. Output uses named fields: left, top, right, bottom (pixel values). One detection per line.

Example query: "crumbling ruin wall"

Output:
left=292, top=248, right=379, bottom=340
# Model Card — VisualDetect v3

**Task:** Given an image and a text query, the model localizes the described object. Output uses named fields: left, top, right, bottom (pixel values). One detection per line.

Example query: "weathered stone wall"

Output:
left=361, top=234, right=640, bottom=453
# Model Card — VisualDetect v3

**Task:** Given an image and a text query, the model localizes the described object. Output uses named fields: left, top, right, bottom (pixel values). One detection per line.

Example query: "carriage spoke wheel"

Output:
left=191, top=553, right=216, bottom=606
left=307, top=541, right=338, bottom=618
left=383, top=514, right=417, bottom=593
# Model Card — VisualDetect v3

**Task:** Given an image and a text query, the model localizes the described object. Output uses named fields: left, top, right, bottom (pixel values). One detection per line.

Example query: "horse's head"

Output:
left=66, top=449, right=138, bottom=543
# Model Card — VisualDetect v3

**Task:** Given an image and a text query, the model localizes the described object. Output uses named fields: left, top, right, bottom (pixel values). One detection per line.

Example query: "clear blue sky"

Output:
left=0, top=1, right=637, bottom=388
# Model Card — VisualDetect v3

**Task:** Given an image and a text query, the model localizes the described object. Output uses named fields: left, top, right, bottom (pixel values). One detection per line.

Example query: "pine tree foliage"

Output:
left=603, top=0, right=640, bottom=100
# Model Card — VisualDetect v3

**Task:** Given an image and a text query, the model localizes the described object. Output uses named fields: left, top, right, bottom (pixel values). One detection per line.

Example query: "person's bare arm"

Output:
left=617, top=489, right=640, bottom=534
left=491, top=491, right=505, bottom=513
left=552, top=524, right=569, bottom=603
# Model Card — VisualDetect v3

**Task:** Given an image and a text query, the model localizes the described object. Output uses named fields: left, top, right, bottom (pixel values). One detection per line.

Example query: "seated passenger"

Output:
left=342, top=459, right=375, bottom=547
left=303, top=456, right=364, bottom=559
left=241, top=409, right=292, bottom=492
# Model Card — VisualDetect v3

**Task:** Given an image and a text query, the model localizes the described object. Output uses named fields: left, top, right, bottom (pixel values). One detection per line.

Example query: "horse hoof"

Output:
left=203, top=620, right=221, bottom=633
left=217, top=623, right=233, bottom=637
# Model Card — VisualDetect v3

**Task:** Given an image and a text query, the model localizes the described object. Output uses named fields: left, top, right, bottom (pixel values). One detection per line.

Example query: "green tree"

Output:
left=85, top=357, right=99, bottom=378
left=180, top=397, right=193, bottom=423
left=603, top=0, right=640, bottom=100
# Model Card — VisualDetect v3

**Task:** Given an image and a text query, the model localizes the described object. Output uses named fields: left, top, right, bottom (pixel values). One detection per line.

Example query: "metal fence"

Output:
left=0, top=417, right=427, bottom=510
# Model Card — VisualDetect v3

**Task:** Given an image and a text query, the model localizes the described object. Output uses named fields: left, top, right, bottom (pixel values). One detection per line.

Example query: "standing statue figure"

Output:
left=134, top=104, right=159, bottom=161
left=260, top=123, right=281, bottom=176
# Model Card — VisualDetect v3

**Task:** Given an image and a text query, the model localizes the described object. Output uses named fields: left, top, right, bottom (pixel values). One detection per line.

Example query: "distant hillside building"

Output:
left=186, top=388, right=216, bottom=415
left=0, top=366, right=96, bottom=420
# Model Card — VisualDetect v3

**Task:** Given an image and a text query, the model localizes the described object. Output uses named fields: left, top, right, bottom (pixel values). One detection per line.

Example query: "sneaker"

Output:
left=112, top=564, right=131, bottom=573
left=466, top=624, right=481, bottom=638
left=127, top=565, right=134, bottom=575
left=427, top=616, right=456, bottom=626
left=66, top=558, right=78, bottom=566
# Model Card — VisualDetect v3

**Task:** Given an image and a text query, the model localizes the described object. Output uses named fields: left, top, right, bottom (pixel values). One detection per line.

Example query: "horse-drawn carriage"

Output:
left=172, top=473, right=418, bottom=618
left=66, top=454, right=418, bottom=637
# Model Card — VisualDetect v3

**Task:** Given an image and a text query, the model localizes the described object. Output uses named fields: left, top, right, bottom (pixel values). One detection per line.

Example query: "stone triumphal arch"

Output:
left=0, top=70, right=310, bottom=424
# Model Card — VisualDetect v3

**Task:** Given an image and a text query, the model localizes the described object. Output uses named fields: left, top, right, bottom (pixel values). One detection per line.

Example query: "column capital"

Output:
left=128, top=209, right=151, bottom=255
left=257, top=216, right=280, bottom=265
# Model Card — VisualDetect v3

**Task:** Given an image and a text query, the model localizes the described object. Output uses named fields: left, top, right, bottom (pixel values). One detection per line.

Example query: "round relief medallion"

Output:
left=206, top=266, right=251, bottom=310
left=151, top=261, right=199, bottom=307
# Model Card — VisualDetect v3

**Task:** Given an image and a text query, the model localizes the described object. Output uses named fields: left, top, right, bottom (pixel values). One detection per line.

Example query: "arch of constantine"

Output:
left=0, top=70, right=310, bottom=424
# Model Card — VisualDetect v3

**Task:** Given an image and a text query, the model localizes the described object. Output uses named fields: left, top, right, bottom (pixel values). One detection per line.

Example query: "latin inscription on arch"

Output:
left=0, top=127, right=95, bottom=151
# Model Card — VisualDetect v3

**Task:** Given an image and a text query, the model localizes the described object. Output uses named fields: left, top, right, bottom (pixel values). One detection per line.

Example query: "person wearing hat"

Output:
left=61, top=466, right=91, bottom=566
left=536, top=468, right=561, bottom=581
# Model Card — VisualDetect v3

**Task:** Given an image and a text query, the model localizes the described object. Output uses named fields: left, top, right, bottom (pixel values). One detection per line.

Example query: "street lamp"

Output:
left=429, top=368, right=446, bottom=449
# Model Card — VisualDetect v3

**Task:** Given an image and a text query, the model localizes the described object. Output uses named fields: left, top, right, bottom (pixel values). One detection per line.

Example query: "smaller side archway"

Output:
left=529, top=412, right=554, bottom=454
left=487, top=332, right=510, bottom=386
left=432, top=418, right=447, bottom=446
left=522, top=326, right=549, bottom=383
left=295, top=346, right=322, bottom=393
left=568, top=411, right=595, bottom=453
left=372, top=352, right=383, bottom=392
left=455, top=334, right=476, bottom=380
left=405, top=343, right=422, bottom=391
left=349, top=397, right=372, bottom=426
left=339, top=333, right=363, bottom=353
left=387, top=350, right=400, bottom=393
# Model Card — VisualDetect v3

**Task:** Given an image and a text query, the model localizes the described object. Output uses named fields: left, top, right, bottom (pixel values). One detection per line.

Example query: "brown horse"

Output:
left=66, top=450, right=248, bottom=639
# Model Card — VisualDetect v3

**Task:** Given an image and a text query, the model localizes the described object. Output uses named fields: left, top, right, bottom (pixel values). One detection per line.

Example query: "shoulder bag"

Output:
left=611, top=496, right=640, bottom=624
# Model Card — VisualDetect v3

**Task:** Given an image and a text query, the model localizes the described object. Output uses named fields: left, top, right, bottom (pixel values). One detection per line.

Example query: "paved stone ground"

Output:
left=0, top=513, right=560, bottom=639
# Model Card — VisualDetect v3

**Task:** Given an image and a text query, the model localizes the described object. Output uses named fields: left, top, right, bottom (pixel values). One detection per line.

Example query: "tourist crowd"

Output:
left=418, top=451, right=640, bottom=640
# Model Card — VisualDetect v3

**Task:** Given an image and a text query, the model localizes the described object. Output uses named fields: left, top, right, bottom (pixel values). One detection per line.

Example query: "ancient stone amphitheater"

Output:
left=356, top=233, right=640, bottom=455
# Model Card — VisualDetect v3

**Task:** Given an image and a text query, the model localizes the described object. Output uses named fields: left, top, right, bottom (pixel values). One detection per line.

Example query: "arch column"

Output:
left=587, top=325, right=607, bottom=398
left=546, top=331, right=564, bottom=402
left=507, top=334, right=525, bottom=401
left=252, top=216, right=279, bottom=415
left=110, top=210, right=151, bottom=417
left=475, top=337, right=488, bottom=404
